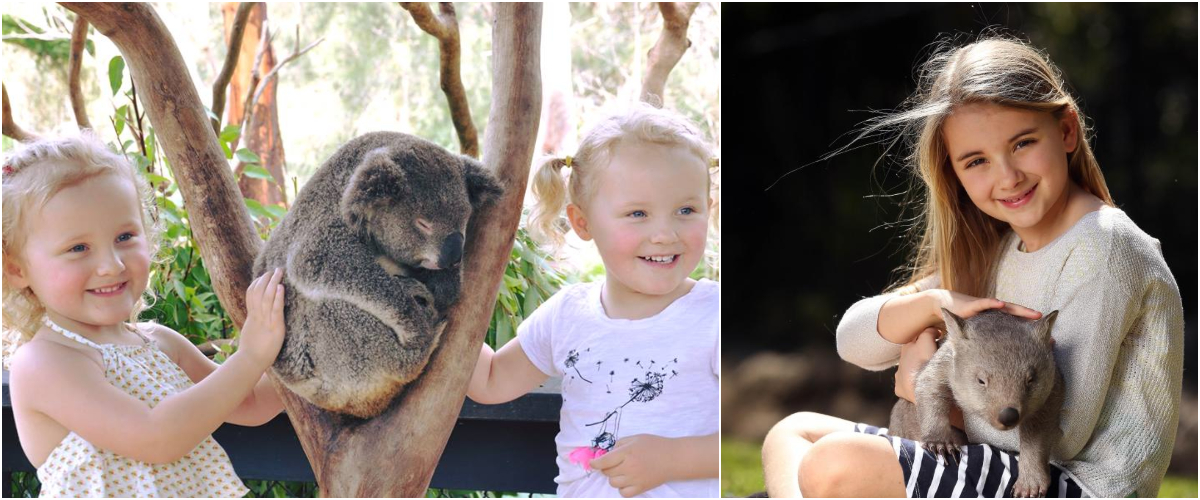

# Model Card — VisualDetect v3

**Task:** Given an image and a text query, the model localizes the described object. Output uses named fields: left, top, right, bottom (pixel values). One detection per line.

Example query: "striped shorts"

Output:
left=853, top=423, right=1087, bottom=498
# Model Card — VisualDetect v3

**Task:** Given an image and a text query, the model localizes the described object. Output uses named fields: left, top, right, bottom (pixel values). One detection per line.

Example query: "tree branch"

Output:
left=68, top=16, right=92, bottom=130
left=239, top=29, right=322, bottom=146
left=211, top=2, right=257, bottom=135
left=62, top=2, right=261, bottom=326
left=2, top=84, right=42, bottom=142
left=399, top=2, right=479, bottom=158
left=640, top=2, right=699, bottom=106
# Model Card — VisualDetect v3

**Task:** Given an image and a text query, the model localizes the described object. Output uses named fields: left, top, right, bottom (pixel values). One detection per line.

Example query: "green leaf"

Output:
left=242, top=165, right=273, bottom=180
left=264, top=204, right=288, bottom=219
left=220, top=141, right=232, bottom=159
left=235, top=148, right=262, bottom=165
left=172, top=279, right=186, bottom=301
left=219, top=124, right=241, bottom=143
left=114, top=105, right=128, bottom=136
left=244, top=198, right=272, bottom=219
left=84, top=39, right=95, bottom=57
left=146, top=172, right=171, bottom=187
left=107, top=55, right=124, bottom=95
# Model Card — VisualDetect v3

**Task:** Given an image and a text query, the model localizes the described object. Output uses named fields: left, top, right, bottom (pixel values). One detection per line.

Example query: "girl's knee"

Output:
left=799, top=433, right=903, bottom=497
left=767, top=411, right=843, bottom=443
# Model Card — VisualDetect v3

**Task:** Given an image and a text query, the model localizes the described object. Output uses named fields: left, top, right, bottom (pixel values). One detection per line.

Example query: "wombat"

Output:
left=889, top=308, right=1063, bottom=498
left=254, top=132, right=501, bottom=419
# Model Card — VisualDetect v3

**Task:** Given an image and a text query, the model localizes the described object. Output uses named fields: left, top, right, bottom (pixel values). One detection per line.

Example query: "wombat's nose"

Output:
left=998, top=407, right=1020, bottom=427
left=439, top=232, right=465, bottom=267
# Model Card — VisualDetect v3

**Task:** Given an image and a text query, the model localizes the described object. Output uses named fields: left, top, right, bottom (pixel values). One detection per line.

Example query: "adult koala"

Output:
left=254, top=132, right=502, bottom=419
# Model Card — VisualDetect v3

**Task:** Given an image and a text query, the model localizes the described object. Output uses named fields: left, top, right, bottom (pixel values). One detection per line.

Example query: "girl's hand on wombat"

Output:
left=895, top=328, right=939, bottom=402
left=239, top=268, right=287, bottom=367
left=930, top=289, right=1042, bottom=326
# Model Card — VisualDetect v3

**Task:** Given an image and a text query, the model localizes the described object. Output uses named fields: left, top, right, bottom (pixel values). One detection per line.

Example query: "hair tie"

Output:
left=709, top=157, right=719, bottom=168
left=563, top=155, right=573, bottom=168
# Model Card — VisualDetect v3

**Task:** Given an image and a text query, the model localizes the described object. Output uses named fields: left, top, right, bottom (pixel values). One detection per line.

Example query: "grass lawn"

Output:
left=722, top=438, right=1197, bottom=498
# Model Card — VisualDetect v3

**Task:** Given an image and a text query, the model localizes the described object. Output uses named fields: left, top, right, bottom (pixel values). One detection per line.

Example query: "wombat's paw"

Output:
left=1012, top=474, right=1049, bottom=498
left=921, top=440, right=963, bottom=465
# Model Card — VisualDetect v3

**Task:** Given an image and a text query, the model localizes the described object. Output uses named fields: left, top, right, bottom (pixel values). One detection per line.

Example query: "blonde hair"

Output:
left=2, top=132, right=162, bottom=349
left=850, top=35, right=1114, bottom=296
left=529, top=103, right=718, bottom=250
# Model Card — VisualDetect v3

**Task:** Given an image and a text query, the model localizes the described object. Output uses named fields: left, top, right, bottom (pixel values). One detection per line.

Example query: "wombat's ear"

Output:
left=941, top=308, right=969, bottom=342
left=341, top=148, right=406, bottom=236
left=1032, top=310, right=1058, bottom=346
left=462, top=156, right=503, bottom=208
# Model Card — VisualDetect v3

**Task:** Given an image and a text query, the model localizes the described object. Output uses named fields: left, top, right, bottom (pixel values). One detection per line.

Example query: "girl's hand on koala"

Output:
left=239, top=268, right=287, bottom=367
left=929, top=289, right=1041, bottom=327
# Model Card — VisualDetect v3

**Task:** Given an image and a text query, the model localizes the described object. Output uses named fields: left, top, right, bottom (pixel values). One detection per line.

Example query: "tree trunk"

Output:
left=399, top=2, right=480, bottom=159
left=640, top=2, right=699, bottom=106
left=221, top=2, right=288, bottom=208
left=2, top=84, right=42, bottom=142
left=60, top=2, right=261, bottom=327
left=274, top=4, right=542, bottom=495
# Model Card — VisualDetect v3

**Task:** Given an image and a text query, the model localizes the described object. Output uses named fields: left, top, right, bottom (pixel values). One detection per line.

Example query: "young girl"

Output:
left=762, top=37, right=1183, bottom=498
left=468, top=104, right=719, bottom=498
left=2, top=133, right=287, bottom=497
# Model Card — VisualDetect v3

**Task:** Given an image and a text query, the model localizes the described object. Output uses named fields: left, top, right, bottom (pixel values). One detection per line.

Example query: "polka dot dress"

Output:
left=36, top=320, right=249, bottom=498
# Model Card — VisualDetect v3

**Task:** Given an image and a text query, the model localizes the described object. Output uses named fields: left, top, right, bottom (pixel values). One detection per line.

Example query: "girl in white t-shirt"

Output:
left=468, top=103, right=719, bottom=498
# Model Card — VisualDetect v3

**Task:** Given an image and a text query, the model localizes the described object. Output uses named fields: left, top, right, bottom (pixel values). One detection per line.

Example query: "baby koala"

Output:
left=254, top=132, right=501, bottom=419
left=889, top=308, right=1063, bottom=498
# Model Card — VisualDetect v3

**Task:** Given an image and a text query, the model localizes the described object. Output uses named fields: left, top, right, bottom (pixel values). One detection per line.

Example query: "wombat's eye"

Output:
left=1026, top=374, right=1036, bottom=386
left=415, top=218, right=434, bottom=235
left=977, top=376, right=987, bottom=387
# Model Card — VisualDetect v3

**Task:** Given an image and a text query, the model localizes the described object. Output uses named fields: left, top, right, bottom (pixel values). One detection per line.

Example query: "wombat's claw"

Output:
left=921, top=441, right=961, bottom=465
left=1012, top=477, right=1048, bottom=498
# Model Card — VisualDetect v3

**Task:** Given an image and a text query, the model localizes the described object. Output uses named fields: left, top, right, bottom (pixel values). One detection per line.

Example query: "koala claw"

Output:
left=921, top=440, right=962, bottom=465
left=1012, top=476, right=1048, bottom=498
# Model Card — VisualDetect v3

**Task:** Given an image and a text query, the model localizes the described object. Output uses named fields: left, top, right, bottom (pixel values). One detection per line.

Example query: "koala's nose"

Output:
left=998, top=407, right=1020, bottom=427
left=439, top=232, right=465, bottom=267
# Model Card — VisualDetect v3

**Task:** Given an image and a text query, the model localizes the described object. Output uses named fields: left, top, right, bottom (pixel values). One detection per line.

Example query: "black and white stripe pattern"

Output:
left=854, top=423, right=1086, bottom=498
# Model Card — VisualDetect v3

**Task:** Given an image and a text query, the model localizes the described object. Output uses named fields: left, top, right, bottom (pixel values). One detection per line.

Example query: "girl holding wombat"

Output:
left=468, top=103, right=719, bottom=498
left=2, top=132, right=286, bottom=497
left=762, top=36, right=1183, bottom=498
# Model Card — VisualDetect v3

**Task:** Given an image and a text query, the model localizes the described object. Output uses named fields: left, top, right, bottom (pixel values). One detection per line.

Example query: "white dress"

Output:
left=35, top=320, right=249, bottom=498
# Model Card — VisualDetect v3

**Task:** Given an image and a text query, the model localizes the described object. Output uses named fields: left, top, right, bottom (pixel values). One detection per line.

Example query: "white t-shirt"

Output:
left=519, top=279, right=720, bottom=498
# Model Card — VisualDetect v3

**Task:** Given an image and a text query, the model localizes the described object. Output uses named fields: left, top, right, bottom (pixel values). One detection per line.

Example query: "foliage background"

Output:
left=2, top=2, right=720, bottom=497
left=722, top=3, right=1195, bottom=497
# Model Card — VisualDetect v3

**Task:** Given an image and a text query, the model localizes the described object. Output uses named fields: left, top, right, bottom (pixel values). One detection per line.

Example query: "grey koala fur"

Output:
left=888, top=309, right=1064, bottom=498
left=253, top=132, right=502, bottom=419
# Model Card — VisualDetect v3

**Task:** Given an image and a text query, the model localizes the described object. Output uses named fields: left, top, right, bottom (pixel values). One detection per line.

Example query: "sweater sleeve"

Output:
left=1054, top=234, right=1184, bottom=497
left=835, top=275, right=940, bottom=371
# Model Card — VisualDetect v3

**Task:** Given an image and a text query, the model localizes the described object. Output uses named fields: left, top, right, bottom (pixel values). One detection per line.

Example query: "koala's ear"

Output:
left=462, top=156, right=503, bottom=208
left=1032, top=310, right=1058, bottom=346
left=341, top=148, right=406, bottom=235
left=941, top=308, right=969, bottom=342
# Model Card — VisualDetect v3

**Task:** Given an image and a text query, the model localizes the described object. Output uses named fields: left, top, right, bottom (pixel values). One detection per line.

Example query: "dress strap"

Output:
left=43, top=318, right=104, bottom=349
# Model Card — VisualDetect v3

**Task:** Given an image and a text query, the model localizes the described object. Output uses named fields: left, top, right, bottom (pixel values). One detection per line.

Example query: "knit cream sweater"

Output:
left=836, top=206, right=1184, bottom=498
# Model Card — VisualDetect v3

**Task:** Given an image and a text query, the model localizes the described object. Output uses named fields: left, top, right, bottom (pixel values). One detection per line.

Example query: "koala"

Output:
left=889, top=309, right=1063, bottom=498
left=254, top=132, right=502, bottom=419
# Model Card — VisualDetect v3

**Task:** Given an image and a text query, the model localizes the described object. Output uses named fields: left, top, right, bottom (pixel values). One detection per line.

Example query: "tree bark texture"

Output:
left=221, top=2, right=288, bottom=208
left=270, top=4, right=542, bottom=496
left=60, top=2, right=261, bottom=327
left=399, top=2, right=480, bottom=158
left=2, top=84, right=42, bottom=142
left=68, top=16, right=92, bottom=131
left=640, top=2, right=699, bottom=106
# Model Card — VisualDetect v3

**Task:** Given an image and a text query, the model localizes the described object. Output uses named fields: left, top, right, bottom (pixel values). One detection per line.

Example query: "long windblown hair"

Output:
left=853, top=35, right=1114, bottom=296
left=2, top=132, right=162, bottom=353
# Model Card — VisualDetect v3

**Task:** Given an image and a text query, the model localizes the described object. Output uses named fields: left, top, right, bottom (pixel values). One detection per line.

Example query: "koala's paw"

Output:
left=1012, top=470, right=1049, bottom=498
left=408, top=285, right=438, bottom=321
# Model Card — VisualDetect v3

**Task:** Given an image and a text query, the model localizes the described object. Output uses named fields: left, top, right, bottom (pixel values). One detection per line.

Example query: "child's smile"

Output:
left=567, top=142, right=709, bottom=318
left=6, top=173, right=150, bottom=337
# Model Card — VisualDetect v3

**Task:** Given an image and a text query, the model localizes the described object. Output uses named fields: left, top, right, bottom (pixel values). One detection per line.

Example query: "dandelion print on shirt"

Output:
left=565, top=350, right=681, bottom=472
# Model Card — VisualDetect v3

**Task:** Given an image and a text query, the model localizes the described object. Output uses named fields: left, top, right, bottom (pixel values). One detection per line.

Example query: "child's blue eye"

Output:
left=629, top=210, right=647, bottom=218
left=966, top=157, right=985, bottom=169
left=69, top=244, right=87, bottom=253
left=1014, top=139, right=1035, bottom=151
left=678, top=207, right=696, bottom=216
left=117, top=232, right=135, bottom=243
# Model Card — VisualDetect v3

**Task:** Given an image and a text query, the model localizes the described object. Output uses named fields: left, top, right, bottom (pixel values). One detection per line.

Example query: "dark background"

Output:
left=720, top=2, right=1197, bottom=474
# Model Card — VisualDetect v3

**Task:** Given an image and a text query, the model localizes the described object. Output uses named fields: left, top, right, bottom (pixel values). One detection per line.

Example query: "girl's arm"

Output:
left=590, top=433, right=719, bottom=497
left=159, top=326, right=284, bottom=426
left=9, top=270, right=286, bottom=464
left=467, top=339, right=549, bottom=405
